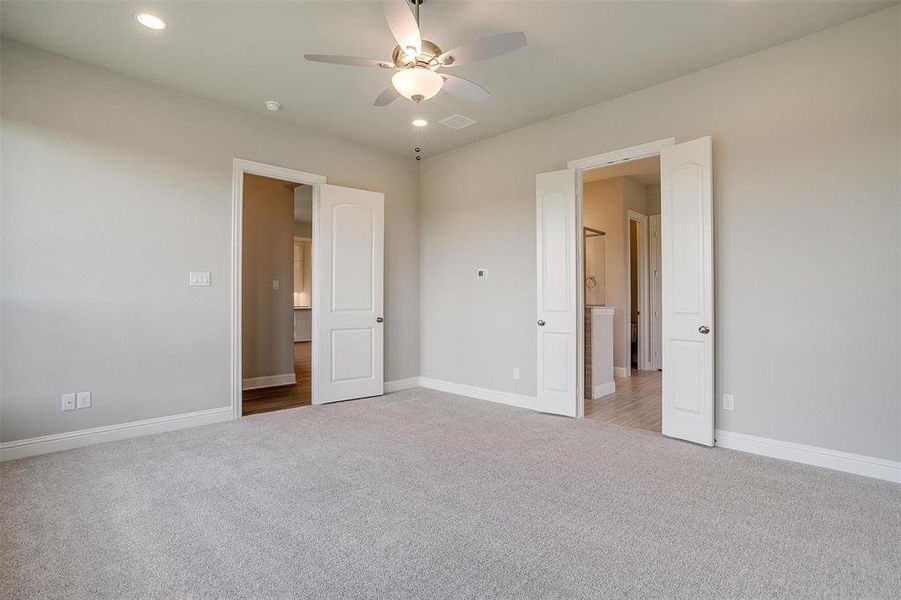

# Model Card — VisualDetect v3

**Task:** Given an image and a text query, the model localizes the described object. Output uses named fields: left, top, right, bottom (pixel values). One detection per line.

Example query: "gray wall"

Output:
left=420, top=8, right=901, bottom=460
left=0, top=40, right=420, bottom=442
left=645, top=184, right=661, bottom=216
left=242, top=174, right=294, bottom=380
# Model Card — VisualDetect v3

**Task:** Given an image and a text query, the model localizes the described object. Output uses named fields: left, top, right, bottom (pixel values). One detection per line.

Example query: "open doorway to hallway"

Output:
left=580, top=156, right=662, bottom=433
left=241, top=174, right=314, bottom=416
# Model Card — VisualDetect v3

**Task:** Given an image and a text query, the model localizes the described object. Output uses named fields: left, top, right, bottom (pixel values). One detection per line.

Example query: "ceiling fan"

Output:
left=304, top=0, right=526, bottom=106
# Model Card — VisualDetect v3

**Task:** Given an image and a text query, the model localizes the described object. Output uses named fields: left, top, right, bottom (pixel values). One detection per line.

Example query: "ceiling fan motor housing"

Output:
left=393, top=39, right=443, bottom=69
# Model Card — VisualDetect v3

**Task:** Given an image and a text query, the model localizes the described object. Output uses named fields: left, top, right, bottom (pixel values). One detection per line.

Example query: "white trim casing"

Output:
left=626, top=210, right=650, bottom=371
left=716, top=430, right=901, bottom=483
left=232, top=158, right=327, bottom=419
left=4, top=378, right=418, bottom=461
left=590, top=381, right=616, bottom=399
left=419, top=377, right=537, bottom=412
left=0, top=407, right=233, bottom=461
left=568, top=138, right=674, bottom=420
left=241, top=373, right=297, bottom=390
left=567, top=138, right=676, bottom=171
left=614, top=367, right=630, bottom=378
left=648, top=215, right=663, bottom=370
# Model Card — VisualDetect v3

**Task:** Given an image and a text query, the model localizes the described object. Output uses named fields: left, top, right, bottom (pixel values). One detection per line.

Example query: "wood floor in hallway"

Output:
left=585, top=370, right=661, bottom=433
left=242, top=342, right=311, bottom=416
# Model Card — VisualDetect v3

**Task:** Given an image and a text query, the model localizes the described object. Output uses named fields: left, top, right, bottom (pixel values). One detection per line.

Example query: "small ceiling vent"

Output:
left=439, top=114, right=476, bottom=130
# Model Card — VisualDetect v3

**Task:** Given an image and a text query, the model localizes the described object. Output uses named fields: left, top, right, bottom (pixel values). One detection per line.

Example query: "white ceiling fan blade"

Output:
left=438, top=32, right=527, bottom=67
left=440, top=74, right=491, bottom=103
left=304, top=54, right=394, bottom=69
left=374, top=85, right=400, bottom=107
left=384, top=0, right=421, bottom=56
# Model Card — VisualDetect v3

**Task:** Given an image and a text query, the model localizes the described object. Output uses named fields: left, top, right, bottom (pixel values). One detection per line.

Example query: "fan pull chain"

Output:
left=414, top=127, right=422, bottom=161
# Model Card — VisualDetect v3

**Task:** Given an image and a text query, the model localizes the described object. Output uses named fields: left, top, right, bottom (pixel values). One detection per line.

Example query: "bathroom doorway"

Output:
left=579, top=155, right=662, bottom=433
left=537, top=136, right=713, bottom=444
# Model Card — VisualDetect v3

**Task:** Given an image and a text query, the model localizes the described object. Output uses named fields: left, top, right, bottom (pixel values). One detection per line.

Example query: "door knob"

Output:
left=698, top=325, right=710, bottom=334
left=537, top=320, right=546, bottom=327
left=376, top=317, right=384, bottom=323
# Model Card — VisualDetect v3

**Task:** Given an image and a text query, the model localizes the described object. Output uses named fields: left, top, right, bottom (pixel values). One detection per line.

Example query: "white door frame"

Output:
left=626, top=210, right=650, bottom=371
left=648, top=215, right=662, bottom=370
left=566, top=138, right=675, bottom=418
left=230, top=158, right=327, bottom=420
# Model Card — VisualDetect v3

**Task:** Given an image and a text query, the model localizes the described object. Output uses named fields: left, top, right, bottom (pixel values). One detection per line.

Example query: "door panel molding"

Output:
left=315, top=184, right=385, bottom=404
left=536, top=169, right=578, bottom=417
left=661, top=137, right=714, bottom=446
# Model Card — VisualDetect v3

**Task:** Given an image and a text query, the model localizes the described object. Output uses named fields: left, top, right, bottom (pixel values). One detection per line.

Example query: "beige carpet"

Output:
left=1, top=388, right=898, bottom=599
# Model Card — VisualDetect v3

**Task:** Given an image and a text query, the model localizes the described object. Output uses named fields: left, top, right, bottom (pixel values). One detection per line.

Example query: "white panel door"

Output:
left=536, top=169, right=578, bottom=417
left=660, top=137, right=714, bottom=445
left=314, top=184, right=384, bottom=405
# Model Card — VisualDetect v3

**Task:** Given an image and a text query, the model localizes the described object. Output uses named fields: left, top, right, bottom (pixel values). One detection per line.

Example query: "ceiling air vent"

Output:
left=439, top=114, right=476, bottom=130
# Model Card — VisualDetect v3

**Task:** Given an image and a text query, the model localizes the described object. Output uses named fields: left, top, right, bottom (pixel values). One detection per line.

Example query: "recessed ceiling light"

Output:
left=136, top=13, right=166, bottom=30
left=412, top=119, right=428, bottom=127
left=264, top=100, right=281, bottom=112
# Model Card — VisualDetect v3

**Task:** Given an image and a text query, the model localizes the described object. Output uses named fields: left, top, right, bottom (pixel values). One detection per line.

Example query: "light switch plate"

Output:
left=513, top=367, right=520, bottom=380
left=189, top=272, right=211, bottom=287
left=477, top=268, right=488, bottom=279
left=76, top=391, right=92, bottom=409
left=61, top=393, right=76, bottom=411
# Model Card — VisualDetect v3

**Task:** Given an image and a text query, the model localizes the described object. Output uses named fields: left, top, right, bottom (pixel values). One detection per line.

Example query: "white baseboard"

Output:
left=0, top=406, right=233, bottom=462
left=419, top=377, right=537, bottom=411
left=614, top=367, right=630, bottom=378
left=384, top=377, right=421, bottom=392
left=715, top=429, right=900, bottom=484
left=242, top=372, right=296, bottom=390
left=590, top=381, right=616, bottom=399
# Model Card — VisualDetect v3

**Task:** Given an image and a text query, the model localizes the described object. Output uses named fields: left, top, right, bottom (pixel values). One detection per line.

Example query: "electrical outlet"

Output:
left=76, top=391, right=92, bottom=409
left=272, top=280, right=280, bottom=290
left=61, top=393, right=76, bottom=411
left=722, top=393, right=734, bottom=411
left=189, top=271, right=211, bottom=287
left=513, top=367, right=520, bottom=380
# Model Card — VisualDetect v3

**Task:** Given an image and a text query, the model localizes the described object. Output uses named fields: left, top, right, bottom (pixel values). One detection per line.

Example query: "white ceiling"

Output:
left=1, top=1, right=893, bottom=157
left=584, top=156, right=660, bottom=185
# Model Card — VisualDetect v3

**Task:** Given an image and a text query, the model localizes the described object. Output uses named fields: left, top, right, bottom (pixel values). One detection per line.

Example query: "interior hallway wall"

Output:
left=419, top=7, right=901, bottom=461
left=645, top=184, right=661, bottom=216
left=242, top=174, right=294, bottom=381
left=0, top=40, right=420, bottom=443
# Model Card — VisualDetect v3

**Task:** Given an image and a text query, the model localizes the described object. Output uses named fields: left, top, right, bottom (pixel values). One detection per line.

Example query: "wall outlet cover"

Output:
left=272, top=280, right=280, bottom=290
left=61, top=393, right=76, bottom=411
left=722, top=393, right=735, bottom=411
left=76, top=391, right=92, bottom=409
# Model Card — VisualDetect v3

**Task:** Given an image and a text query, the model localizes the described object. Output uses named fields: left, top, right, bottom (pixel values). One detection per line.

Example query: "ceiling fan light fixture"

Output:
left=392, top=68, right=443, bottom=102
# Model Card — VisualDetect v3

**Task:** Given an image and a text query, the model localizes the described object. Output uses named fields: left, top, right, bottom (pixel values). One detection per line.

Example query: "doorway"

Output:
left=239, top=171, right=319, bottom=416
left=579, top=157, right=662, bottom=432
left=535, top=137, right=714, bottom=446
left=230, top=159, right=387, bottom=419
